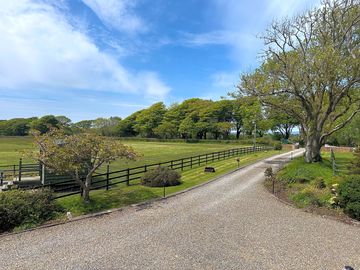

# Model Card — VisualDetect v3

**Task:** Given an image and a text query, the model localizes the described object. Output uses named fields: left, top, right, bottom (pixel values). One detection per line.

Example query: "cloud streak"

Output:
left=0, top=0, right=170, bottom=99
left=81, top=0, right=145, bottom=34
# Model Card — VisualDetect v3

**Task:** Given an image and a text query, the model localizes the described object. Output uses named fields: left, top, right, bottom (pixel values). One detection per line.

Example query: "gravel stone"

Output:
left=0, top=150, right=359, bottom=270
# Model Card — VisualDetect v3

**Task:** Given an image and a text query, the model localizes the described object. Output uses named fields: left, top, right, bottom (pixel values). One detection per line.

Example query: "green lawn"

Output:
left=274, top=151, right=354, bottom=208
left=0, top=136, right=250, bottom=169
left=0, top=137, right=35, bottom=165
left=57, top=150, right=283, bottom=216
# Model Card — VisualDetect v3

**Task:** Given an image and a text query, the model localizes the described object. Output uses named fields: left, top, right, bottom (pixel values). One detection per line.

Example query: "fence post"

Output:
left=181, top=159, right=184, bottom=171
left=331, top=149, right=336, bottom=176
left=206, top=154, right=208, bottom=164
left=0, top=171, right=3, bottom=186
left=18, top=158, right=22, bottom=182
left=170, top=160, right=173, bottom=169
left=198, top=155, right=200, bottom=166
left=106, top=163, right=110, bottom=190
left=190, top=157, right=193, bottom=168
left=144, top=165, right=147, bottom=172
left=126, top=168, right=130, bottom=186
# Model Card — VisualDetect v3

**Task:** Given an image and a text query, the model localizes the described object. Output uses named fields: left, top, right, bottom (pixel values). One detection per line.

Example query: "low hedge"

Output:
left=141, top=166, right=181, bottom=187
left=0, top=189, right=62, bottom=232
left=338, top=175, right=360, bottom=220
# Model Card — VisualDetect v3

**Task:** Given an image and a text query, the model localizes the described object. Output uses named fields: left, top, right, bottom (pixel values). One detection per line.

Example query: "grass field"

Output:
left=273, top=151, right=355, bottom=209
left=0, top=136, right=251, bottom=169
left=57, top=149, right=283, bottom=216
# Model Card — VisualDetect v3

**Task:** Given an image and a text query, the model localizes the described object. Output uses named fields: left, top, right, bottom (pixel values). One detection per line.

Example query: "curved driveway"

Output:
left=1, top=150, right=359, bottom=270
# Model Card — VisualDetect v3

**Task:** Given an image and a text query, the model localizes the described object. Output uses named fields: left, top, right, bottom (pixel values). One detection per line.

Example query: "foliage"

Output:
left=276, top=152, right=357, bottom=219
left=350, top=147, right=360, bottom=174
left=328, top=114, right=360, bottom=147
left=30, top=115, right=60, bottom=134
left=267, top=109, right=299, bottom=140
left=133, top=102, right=166, bottom=137
left=1, top=95, right=297, bottom=141
left=236, top=0, right=360, bottom=163
left=0, top=189, right=61, bottom=232
left=274, top=142, right=282, bottom=150
left=264, top=167, right=274, bottom=178
left=0, top=117, right=37, bottom=136
left=30, top=129, right=138, bottom=202
left=338, top=175, right=360, bottom=220
left=141, top=166, right=181, bottom=187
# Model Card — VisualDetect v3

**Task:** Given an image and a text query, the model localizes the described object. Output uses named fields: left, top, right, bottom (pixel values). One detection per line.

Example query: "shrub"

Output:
left=0, top=189, right=61, bottom=232
left=141, top=166, right=181, bottom=187
left=338, top=175, right=360, bottom=220
left=314, top=177, right=326, bottom=189
left=274, top=142, right=282, bottom=150
left=264, top=167, right=274, bottom=179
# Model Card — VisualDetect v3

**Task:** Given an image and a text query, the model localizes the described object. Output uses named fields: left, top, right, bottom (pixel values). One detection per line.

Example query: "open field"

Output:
left=57, top=149, right=284, bottom=216
left=0, top=136, right=251, bottom=169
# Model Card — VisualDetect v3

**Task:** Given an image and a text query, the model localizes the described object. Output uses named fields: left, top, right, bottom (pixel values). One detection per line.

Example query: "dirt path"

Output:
left=1, top=150, right=359, bottom=270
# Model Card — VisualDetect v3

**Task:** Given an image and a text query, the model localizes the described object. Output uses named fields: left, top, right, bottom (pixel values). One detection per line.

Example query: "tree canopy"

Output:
left=236, top=0, right=359, bottom=162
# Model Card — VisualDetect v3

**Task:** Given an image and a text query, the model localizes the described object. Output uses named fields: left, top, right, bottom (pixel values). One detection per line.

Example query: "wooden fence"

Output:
left=1, top=145, right=273, bottom=198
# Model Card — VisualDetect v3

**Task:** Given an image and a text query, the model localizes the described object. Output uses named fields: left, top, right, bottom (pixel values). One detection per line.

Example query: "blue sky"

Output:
left=0, top=0, right=320, bottom=122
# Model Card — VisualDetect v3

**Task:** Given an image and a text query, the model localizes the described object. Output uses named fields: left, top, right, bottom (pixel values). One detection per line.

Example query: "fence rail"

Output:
left=330, top=148, right=349, bottom=175
left=1, top=145, right=273, bottom=198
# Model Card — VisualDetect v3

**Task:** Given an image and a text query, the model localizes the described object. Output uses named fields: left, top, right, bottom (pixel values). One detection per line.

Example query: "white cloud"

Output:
left=81, top=0, right=145, bottom=34
left=211, top=72, right=239, bottom=89
left=265, top=0, right=320, bottom=19
left=0, top=0, right=170, bottom=99
left=180, top=30, right=258, bottom=48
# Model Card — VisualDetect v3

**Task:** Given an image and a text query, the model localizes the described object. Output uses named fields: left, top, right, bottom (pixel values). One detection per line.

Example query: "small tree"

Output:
left=31, top=129, right=138, bottom=202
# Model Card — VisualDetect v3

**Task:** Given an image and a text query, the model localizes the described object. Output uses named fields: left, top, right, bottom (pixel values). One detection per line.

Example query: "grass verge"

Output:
left=264, top=151, right=356, bottom=221
left=57, top=150, right=284, bottom=217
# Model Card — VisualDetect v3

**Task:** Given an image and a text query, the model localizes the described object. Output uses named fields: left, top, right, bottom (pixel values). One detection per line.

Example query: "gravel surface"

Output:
left=1, top=150, right=359, bottom=270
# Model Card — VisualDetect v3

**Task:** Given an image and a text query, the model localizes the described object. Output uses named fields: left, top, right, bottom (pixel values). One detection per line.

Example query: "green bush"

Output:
left=338, top=175, right=360, bottom=220
left=274, top=142, right=282, bottom=150
left=0, top=189, right=61, bottom=232
left=141, top=166, right=181, bottom=187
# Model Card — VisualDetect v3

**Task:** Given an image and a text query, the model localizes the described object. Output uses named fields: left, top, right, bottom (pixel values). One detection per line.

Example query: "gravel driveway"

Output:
left=1, top=150, right=359, bottom=270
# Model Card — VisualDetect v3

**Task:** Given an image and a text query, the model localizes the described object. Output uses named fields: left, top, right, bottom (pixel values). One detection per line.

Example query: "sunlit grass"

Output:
left=57, top=150, right=283, bottom=216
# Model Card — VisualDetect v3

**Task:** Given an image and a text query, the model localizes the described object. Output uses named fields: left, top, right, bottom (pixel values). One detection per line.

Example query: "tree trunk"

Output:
left=82, top=175, right=92, bottom=203
left=304, top=134, right=322, bottom=163
left=82, top=188, right=90, bottom=202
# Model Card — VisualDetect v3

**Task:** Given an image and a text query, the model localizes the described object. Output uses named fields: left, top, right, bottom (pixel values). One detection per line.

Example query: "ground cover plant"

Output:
left=267, top=151, right=359, bottom=221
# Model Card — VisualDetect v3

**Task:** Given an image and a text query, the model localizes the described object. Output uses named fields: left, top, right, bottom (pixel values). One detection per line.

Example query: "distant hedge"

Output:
left=116, top=136, right=276, bottom=146
left=0, top=189, right=62, bottom=232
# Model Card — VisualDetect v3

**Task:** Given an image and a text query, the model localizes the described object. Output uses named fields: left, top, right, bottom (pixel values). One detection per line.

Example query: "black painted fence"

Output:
left=1, top=146, right=273, bottom=198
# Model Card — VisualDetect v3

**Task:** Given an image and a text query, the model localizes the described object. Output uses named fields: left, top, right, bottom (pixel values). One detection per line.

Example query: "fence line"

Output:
left=1, top=146, right=273, bottom=198
left=330, top=148, right=349, bottom=176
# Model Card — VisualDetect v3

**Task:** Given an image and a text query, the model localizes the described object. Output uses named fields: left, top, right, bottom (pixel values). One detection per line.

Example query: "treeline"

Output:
left=1, top=98, right=301, bottom=141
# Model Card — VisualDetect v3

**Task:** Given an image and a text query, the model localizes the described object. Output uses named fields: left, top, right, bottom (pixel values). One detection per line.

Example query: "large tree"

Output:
left=267, top=109, right=299, bottom=140
left=237, top=0, right=359, bottom=162
left=32, top=129, right=138, bottom=202
left=133, top=102, right=166, bottom=137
